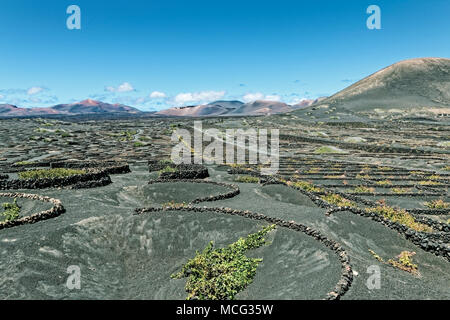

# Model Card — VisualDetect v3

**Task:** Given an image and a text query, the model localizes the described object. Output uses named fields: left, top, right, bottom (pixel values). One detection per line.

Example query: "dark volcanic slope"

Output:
left=156, top=100, right=294, bottom=117
left=230, top=100, right=292, bottom=115
left=311, top=58, right=450, bottom=112
left=0, top=99, right=141, bottom=117
left=0, top=105, right=23, bottom=115
left=50, top=99, right=142, bottom=114
left=156, top=100, right=243, bottom=117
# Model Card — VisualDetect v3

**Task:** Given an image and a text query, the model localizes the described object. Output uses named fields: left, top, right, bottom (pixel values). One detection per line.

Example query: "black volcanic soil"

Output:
left=0, top=115, right=448, bottom=300
left=0, top=166, right=448, bottom=299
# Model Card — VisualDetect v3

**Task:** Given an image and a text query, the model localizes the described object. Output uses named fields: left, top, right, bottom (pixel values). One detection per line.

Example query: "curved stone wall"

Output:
left=0, top=192, right=65, bottom=230
left=134, top=205, right=353, bottom=300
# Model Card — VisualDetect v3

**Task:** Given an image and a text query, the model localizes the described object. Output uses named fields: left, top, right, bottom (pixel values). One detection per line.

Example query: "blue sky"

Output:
left=0, top=0, right=449, bottom=111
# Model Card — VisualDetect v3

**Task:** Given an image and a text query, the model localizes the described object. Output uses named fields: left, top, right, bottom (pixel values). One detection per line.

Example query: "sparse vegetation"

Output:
left=287, top=180, right=323, bottom=193
left=18, top=168, right=85, bottom=180
left=1, top=198, right=20, bottom=222
left=171, top=224, right=276, bottom=300
left=376, top=180, right=392, bottom=186
left=162, top=201, right=189, bottom=209
left=391, top=187, right=411, bottom=194
left=369, top=249, right=419, bottom=275
left=321, top=193, right=356, bottom=208
left=324, top=174, right=346, bottom=179
left=351, top=186, right=375, bottom=194
left=418, top=180, right=440, bottom=186
left=365, top=205, right=432, bottom=232
left=314, top=146, right=346, bottom=154
left=424, top=199, right=449, bottom=209
left=159, top=159, right=173, bottom=165
left=159, top=165, right=177, bottom=174
left=14, top=161, right=35, bottom=166
left=118, top=130, right=137, bottom=141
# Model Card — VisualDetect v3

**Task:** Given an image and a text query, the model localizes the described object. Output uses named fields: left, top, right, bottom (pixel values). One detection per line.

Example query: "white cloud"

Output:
left=265, top=94, right=281, bottom=101
left=242, top=92, right=264, bottom=103
left=150, top=91, right=166, bottom=99
left=0, top=94, right=4, bottom=100
left=174, top=91, right=225, bottom=105
left=288, top=97, right=306, bottom=104
left=105, top=82, right=135, bottom=93
left=242, top=92, right=281, bottom=103
left=27, top=86, right=44, bottom=95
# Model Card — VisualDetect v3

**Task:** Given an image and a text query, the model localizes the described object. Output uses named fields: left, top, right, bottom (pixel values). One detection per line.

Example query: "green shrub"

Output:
left=133, top=141, right=144, bottom=148
left=159, top=166, right=177, bottom=174
left=18, top=168, right=85, bottom=180
left=365, top=205, right=432, bottom=232
left=306, top=167, right=320, bottom=174
left=118, top=130, right=137, bottom=141
left=418, top=180, right=440, bottom=186
left=369, top=249, right=419, bottom=275
left=376, top=180, right=392, bottom=186
left=158, top=159, right=173, bottom=165
left=391, top=188, right=411, bottom=194
left=321, top=193, right=356, bottom=208
left=2, top=198, right=20, bottom=222
left=14, top=161, right=35, bottom=166
left=324, top=174, right=346, bottom=178
left=424, top=199, right=449, bottom=209
left=171, top=224, right=276, bottom=300
left=351, top=186, right=375, bottom=194
left=314, top=146, right=347, bottom=154
left=287, top=180, right=323, bottom=193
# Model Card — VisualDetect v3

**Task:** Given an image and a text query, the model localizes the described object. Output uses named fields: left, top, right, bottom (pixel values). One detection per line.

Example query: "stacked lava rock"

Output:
left=160, top=164, right=209, bottom=180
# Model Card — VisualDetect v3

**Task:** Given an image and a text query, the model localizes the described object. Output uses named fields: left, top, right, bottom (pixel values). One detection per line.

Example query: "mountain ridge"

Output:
left=309, top=57, right=450, bottom=113
left=0, top=100, right=142, bottom=117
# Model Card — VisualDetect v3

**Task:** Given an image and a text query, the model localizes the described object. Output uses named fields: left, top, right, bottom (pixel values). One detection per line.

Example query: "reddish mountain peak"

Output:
left=77, top=99, right=101, bottom=106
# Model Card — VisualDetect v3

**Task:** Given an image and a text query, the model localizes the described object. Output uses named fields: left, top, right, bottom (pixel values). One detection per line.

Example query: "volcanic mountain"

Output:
left=229, top=100, right=292, bottom=115
left=291, top=99, right=318, bottom=109
left=50, top=99, right=141, bottom=114
left=307, top=58, right=450, bottom=113
left=0, top=104, right=26, bottom=115
left=156, top=100, right=244, bottom=117
left=0, top=99, right=142, bottom=117
left=156, top=100, right=296, bottom=117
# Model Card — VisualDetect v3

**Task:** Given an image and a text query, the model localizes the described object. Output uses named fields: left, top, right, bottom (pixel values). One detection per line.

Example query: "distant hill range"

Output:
left=0, top=98, right=316, bottom=118
left=300, top=58, right=450, bottom=118
left=155, top=99, right=316, bottom=117
left=0, top=99, right=142, bottom=117
left=5, top=57, right=446, bottom=119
